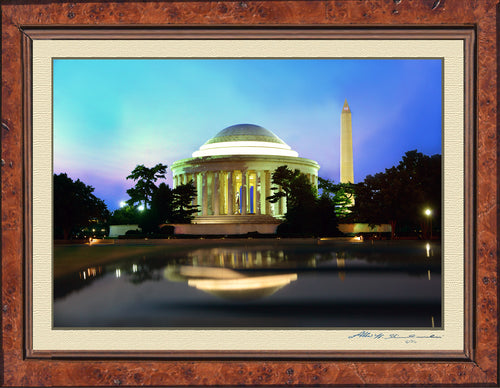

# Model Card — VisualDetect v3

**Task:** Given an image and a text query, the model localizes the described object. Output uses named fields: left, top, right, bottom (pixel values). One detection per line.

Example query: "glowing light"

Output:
left=192, top=141, right=299, bottom=158
left=424, top=208, right=432, bottom=216
left=189, top=274, right=297, bottom=291
left=132, top=264, right=138, bottom=273
left=138, top=205, right=145, bottom=211
left=426, top=243, right=431, bottom=257
left=180, top=266, right=244, bottom=279
left=120, top=201, right=127, bottom=208
left=115, top=269, right=121, bottom=278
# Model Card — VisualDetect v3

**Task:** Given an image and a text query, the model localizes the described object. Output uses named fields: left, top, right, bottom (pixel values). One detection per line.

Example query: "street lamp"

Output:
left=424, top=208, right=432, bottom=240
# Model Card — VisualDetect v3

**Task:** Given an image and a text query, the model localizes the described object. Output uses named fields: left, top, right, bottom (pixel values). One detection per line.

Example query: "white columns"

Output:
left=241, top=170, right=247, bottom=215
left=227, top=171, right=234, bottom=215
left=181, top=166, right=314, bottom=219
left=256, top=171, right=261, bottom=215
left=202, top=172, right=208, bottom=216
left=207, top=172, right=214, bottom=215
left=192, top=173, right=198, bottom=209
left=213, top=172, right=220, bottom=216
left=265, top=170, right=271, bottom=215
left=198, top=173, right=203, bottom=214
left=175, top=173, right=190, bottom=188
left=220, top=171, right=227, bottom=215
left=278, top=185, right=284, bottom=215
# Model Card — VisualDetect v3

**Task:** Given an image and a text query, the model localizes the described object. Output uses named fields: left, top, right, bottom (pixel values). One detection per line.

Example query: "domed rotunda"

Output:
left=171, top=124, right=320, bottom=233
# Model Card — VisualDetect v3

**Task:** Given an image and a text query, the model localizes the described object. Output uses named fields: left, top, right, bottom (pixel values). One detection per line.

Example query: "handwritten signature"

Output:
left=348, top=330, right=442, bottom=342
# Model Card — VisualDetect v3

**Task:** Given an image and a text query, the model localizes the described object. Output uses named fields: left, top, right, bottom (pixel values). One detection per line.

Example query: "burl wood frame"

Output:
left=2, top=0, right=498, bottom=386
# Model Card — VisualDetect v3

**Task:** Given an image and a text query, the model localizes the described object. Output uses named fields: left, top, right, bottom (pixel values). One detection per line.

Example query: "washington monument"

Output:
left=340, top=99, right=354, bottom=183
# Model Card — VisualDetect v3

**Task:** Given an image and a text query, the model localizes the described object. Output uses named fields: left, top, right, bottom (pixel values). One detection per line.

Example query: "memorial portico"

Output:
left=171, top=124, right=320, bottom=229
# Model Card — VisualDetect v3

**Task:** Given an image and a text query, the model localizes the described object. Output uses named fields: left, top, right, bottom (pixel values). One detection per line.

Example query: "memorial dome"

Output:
left=192, top=123, right=299, bottom=158
left=205, top=124, right=286, bottom=145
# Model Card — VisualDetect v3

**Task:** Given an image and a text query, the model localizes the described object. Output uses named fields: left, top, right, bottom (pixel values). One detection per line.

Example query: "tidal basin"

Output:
left=53, top=239, right=441, bottom=328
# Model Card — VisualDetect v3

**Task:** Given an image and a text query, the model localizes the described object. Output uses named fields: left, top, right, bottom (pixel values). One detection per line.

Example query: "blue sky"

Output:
left=53, top=59, right=442, bottom=210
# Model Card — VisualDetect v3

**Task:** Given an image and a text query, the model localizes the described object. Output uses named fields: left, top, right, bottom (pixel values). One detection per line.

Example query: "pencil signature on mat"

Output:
left=348, top=330, right=442, bottom=341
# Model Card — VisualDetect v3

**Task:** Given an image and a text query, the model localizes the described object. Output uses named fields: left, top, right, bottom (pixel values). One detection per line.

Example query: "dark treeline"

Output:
left=53, top=163, right=198, bottom=239
left=54, top=150, right=440, bottom=239
left=269, top=150, right=440, bottom=238
left=53, top=173, right=109, bottom=239
left=111, top=163, right=199, bottom=234
left=348, top=150, right=441, bottom=238
left=267, top=165, right=342, bottom=237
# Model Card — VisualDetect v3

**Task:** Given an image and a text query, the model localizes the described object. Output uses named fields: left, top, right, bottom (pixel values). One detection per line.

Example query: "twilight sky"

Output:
left=53, top=59, right=442, bottom=211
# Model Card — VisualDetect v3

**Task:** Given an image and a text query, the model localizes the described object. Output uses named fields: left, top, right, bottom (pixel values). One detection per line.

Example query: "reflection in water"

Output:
left=54, top=241, right=442, bottom=327
left=189, top=273, right=297, bottom=300
left=187, top=247, right=317, bottom=269
left=336, top=254, right=346, bottom=281
left=180, top=266, right=245, bottom=279
left=165, top=265, right=297, bottom=300
left=79, top=266, right=102, bottom=280
left=162, top=248, right=310, bottom=300
left=426, top=242, right=434, bottom=258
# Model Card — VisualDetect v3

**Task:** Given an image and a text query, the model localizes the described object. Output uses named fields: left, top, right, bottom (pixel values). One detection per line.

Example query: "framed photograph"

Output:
left=2, top=1, right=498, bottom=386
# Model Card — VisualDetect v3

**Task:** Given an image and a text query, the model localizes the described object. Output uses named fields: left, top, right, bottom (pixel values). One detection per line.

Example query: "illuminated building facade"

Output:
left=171, top=124, right=320, bottom=227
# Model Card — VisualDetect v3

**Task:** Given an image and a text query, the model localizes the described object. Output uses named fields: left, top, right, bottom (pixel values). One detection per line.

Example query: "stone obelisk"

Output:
left=340, top=99, right=354, bottom=184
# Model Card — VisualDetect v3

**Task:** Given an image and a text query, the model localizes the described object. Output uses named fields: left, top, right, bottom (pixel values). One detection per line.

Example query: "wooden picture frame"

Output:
left=2, top=0, right=498, bottom=386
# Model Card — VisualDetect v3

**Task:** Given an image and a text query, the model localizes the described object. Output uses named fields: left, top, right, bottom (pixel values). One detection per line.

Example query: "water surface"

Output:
left=54, top=240, right=441, bottom=328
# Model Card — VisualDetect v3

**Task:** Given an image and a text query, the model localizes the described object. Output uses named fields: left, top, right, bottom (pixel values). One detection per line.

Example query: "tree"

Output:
left=126, top=163, right=168, bottom=208
left=139, top=181, right=199, bottom=232
left=318, top=177, right=355, bottom=218
left=350, top=170, right=401, bottom=238
left=150, top=182, right=175, bottom=224
left=267, top=166, right=340, bottom=237
left=119, top=163, right=201, bottom=234
left=117, top=177, right=200, bottom=234
left=314, top=194, right=341, bottom=234
left=54, top=173, right=109, bottom=239
left=171, top=180, right=199, bottom=223
left=350, top=150, right=441, bottom=238
left=136, top=182, right=176, bottom=233
left=109, top=205, right=142, bottom=225
left=267, top=165, right=317, bottom=210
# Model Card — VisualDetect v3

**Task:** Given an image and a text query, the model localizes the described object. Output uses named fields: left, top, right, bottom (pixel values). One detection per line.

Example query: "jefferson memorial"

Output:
left=171, top=123, right=320, bottom=234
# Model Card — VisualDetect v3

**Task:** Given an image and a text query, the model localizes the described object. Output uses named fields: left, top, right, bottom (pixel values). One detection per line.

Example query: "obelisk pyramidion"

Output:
left=340, top=99, right=354, bottom=184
